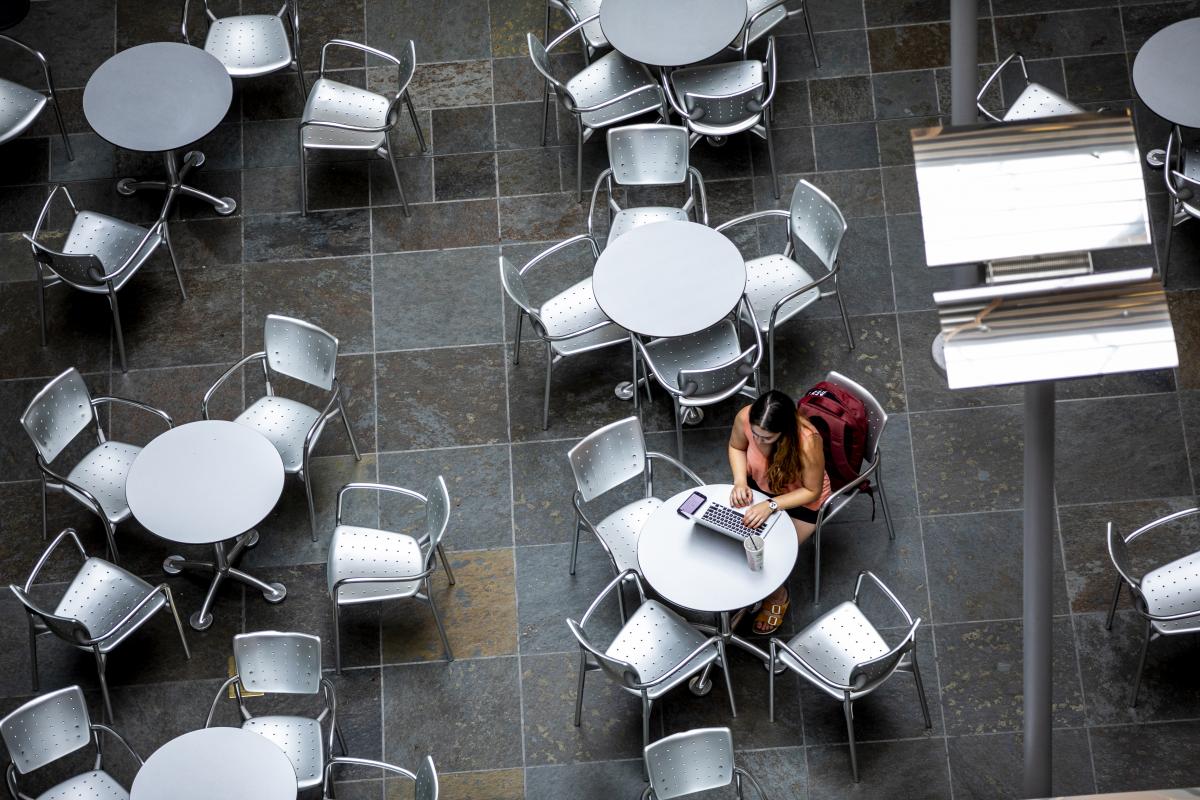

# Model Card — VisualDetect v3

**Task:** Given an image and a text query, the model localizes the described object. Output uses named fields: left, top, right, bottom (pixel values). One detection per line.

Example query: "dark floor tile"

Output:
left=243, top=119, right=304, bottom=169
left=877, top=115, right=941, bottom=168
left=1169, top=291, right=1200, bottom=388
left=1179, top=389, right=1200, bottom=492
left=365, top=0, right=490, bottom=63
left=104, top=677, right=228, bottom=773
left=898, top=311, right=1023, bottom=412
left=769, top=80, right=813, bottom=129
left=49, top=134, right=114, bottom=183
left=434, top=152, right=497, bottom=200
left=243, top=210, right=372, bottom=261
left=515, top=541, right=623, bottom=655
left=510, top=436, right=587, bottom=547
left=947, top=729, right=1096, bottom=800
left=403, top=59, right=493, bottom=110
left=243, top=255, right=374, bottom=353
left=0, top=280, right=114, bottom=380
left=872, top=70, right=940, bottom=120
left=994, top=8, right=1125, bottom=59
left=498, top=148, right=562, bottom=196
left=0, top=137, right=47, bottom=188
left=910, top=404, right=1024, bottom=515
left=431, top=106, right=496, bottom=154
left=294, top=0, right=367, bottom=71
left=496, top=101, right=558, bottom=150
left=864, top=0, right=949, bottom=25
left=5, top=0, right=115, bottom=89
left=1063, top=53, right=1132, bottom=104
left=366, top=155, right=437, bottom=208
left=499, top=192, right=591, bottom=243
left=868, top=20, right=994, bottom=73
left=163, top=217, right=244, bottom=269
left=778, top=30, right=871, bottom=81
left=0, top=481, right=54, bottom=586
left=109, top=363, right=241, bottom=444
left=1121, top=0, right=1200, bottom=50
left=301, top=160, right=373, bottom=212
left=813, top=123, right=879, bottom=171
left=372, top=199, right=499, bottom=252
left=401, top=768, right=524, bottom=799
left=492, top=57, right=544, bottom=104
left=807, top=736, right=951, bottom=799
left=808, top=76, right=874, bottom=124
left=1091, top=719, right=1200, bottom=792
left=751, top=125, right=816, bottom=178
left=525, top=759, right=646, bottom=800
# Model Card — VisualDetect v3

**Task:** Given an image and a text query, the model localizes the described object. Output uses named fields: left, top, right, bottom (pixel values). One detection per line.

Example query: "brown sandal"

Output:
left=750, top=589, right=790, bottom=636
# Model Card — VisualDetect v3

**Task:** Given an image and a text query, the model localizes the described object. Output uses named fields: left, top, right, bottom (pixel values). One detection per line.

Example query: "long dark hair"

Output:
left=749, top=390, right=803, bottom=491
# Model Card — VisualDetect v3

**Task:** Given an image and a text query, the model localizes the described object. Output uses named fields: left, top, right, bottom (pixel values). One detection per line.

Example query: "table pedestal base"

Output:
left=118, top=149, right=237, bottom=216
left=689, top=610, right=780, bottom=704
left=1147, top=149, right=1165, bottom=168
left=164, top=529, right=286, bottom=630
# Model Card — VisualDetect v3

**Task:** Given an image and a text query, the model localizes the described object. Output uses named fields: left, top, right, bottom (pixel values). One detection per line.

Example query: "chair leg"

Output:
left=574, top=649, right=587, bottom=726
left=332, top=602, right=343, bottom=674
left=163, top=221, right=187, bottom=301
left=576, top=119, right=585, bottom=202
left=1105, top=577, right=1123, bottom=630
left=513, top=312, right=525, bottom=363
left=338, top=396, right=361, bottom=461
left=304, top=470, right=319, bottom=542
left=108, top=292, right=128, bottom=373
left=641, top=695, right=652, bottom=764
left=50, top=98, right=74, bottom=160
left=569, top=511, right=582, bottom=575
left=717, top=638, right=737, bottom=717
left=299, top=130, right=309, bottom=216
left=1128, top=622, right=1153, bottom=707
left=909, top=648, right=932, bottom=728
left=39, top=478, right=47, bottom=540
left=768, top=641, right=776, bottom=722
left=384, top=136, right=411, bottom=217
left=616, top=580, right=628, bottom=624
left=876, top=467, right=896, bottom=541
left=673, top=397, right=684, bottom=460
left=165, top=587, right=191, bottom=660
left=96, top=651, right=114, bottom=723
left=764, top=121, right=780, bottom=200
left=405, top=91, right=427, bottom=153
left=101, top=518, right=121, bottom=564
left=27, top=623, right=39, bottom=692
left=844, top=697, right=859, bottom=782
left=812, top=522, right=822, bottom=604
left=542, top=346, right=554, bottom=430
left=768, top=329, right=776, bottom=392
left=437, top=543, right=456, bottom=585
left=541, top=86, right=553, bottom=148
left=427, top=588, right=454, bottom=662
left=801, top=0, right=821, bottom=67
left=834, top=278, right=854, bottom=350
left=294, top=59, right=308, bottom=104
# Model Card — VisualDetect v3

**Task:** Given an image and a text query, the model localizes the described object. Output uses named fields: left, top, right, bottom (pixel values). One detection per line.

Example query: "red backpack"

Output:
left=798, top=382, right=871, bottom=495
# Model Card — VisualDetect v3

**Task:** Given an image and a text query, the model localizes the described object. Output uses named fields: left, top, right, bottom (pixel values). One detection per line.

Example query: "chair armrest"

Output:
left=632, top=635, right=720, bottom=689
left=0, top=35, right=56, bottom=97
left=80, top=583, right=175, bottom=644
left=23, top=528, right=88, bottom=591
left=520, top=233, right=600, bottom=275
left=634, top=338, right=685, bottom=398
left=335, top=482, right=426, bottom=525
left=813, top=452, right=880, bottom=526
left=573, top=83, right=662, bottom=115
left=1123, top=506, right=1200, bottom=544
left=92, top=723, right=143, bottom=767
left=90, top=396, right=174, bottom=431
left=853, top=570, right=914, bottom=626
left=714, top=209, right=789, bottom=235
left=578, top=568, right=645, bottom=627
left=767, top=269, right=837, bottom=327
left=976, top=52, right=1026, bottom=122
left=302, top=379, right=343, bottom=466
left=34, top=458, right=109, bottom=529
left=646, top=452, right=705, bottom=487
left=323, top=756, right=417, bottom=795
left=547, top=13, right=599, bottom=53
left=770, top=637, right=855, bottom=692
left=587, top=169, right=614, bottom=239
left=204, top=676, right=240, bottom=727
left=321, top=38, right=401, bottom=71
left=688, top=167, right=709, bottom=226
left=202, top=352, right=265, bottom=419
left=86, top=220, right=166, bottom=283
left=661, top=71, right=701, bottom=120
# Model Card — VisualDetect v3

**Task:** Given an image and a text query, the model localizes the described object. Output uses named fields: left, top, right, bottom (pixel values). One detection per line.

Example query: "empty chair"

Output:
left=545, top=0, right=606, bottom=64
left=323, top=755, right=439, bottom=800
left=977, top=53, right=1083, bottom=122
left=500, top=235, right=628, bottom=429
left=1105, top=509, right=1200, bottom=706
left=641, top=727, right=767, bottom=800
left=567, top=417, right=703, bottom=590
left=327, top=477, right=457, bottom=672
left=635, top=296, right=763, bottom=459
left=299, top=39, right=427, bottom=216
left=0, top=34, right=71, bottom=159
left=588, top=124, right=709, bottom=246
left=21, top=367, right=174, bottom=561
left=11, top=528, right=191, bottom=721
left=568, top=570, right=735, bottom=756
left=182, top=0, right=305, bottom=100
left=769, top=571, right=931, bottom=782
left=206, top=631, right=345, bottom=793
left=731, top=0, right=818, bottom=65
left=26, top=185, right=185, bottom=372
left=1, top=686, right=142, bottom=800
left=664, top=37, right=780, bottom=199
left=805, top=371, right=897, bottom=604
left=1160, top=126, right=1200, bottom=287
left=528, top=18, right=668, bottom=200
left=203, top=314, right=361, bottom=541
left=715, top=179, right=853, bottom=390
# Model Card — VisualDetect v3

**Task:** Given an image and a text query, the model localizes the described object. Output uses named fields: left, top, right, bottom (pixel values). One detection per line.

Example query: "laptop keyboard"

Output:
left=700, top=502, right=768, bottom=539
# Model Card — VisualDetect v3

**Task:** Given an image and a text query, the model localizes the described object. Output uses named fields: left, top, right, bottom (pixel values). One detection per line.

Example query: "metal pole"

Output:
left=948, top=0, right=983, bottom=290
left=1022, top=381, right=1055, bottom=798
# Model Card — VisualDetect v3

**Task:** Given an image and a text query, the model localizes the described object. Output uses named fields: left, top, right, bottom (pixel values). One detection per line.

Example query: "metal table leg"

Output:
left=689, top=610, right=778, bottom=700
left=164, top=529, right=286, bottom=631
left=117, top=149, right=237, bottom=216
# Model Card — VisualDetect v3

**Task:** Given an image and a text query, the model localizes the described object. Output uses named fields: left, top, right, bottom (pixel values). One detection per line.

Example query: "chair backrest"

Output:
left=498, top=255, right=537, bottom=317
left=1107, top=521, right=1143, bottom=600
left=10, top=585, right=91, bottom=645
left=644, top=727, right=734, bottom=799
left=423, top=476, right=451, bottom=560
left=414, top=755, right=439, bottom=800
left=395, top=39, right=417, bottom=95
left=263, top=314, right=339, bottom=391
left=677, top=345, right=757, bottom=400
left=679, top=67, right=765, bottom=129
left=567, top=417, right=648, bottom=503
left=525, top=32, right=571, bottom=106
left=0, top=685, right=92, bottom=774
left=565, top=618, right=640, bottom=690
left=606, top=124, right=690, bottom=186
left=823, top=371, right=886, bottom=458
left=848, top=618, right=920, bottom=694
left=20, top=367, right=96, bottom=464
left=789, top=179, right=847, bottom=272
left=25, top=238, right=105, bottom=289
left=233, top=631, right=322, bottom=694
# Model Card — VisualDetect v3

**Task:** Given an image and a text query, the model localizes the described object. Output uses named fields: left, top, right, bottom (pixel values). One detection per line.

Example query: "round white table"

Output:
left=599, top=0, right=748, bottom=67
left=84, top=42, right=237, bottom=215
left=1133, top=19, right=1200, bottom=131
left=127, top=420, right=286, bottom=630
left=131, top=728, right=297, bottom=800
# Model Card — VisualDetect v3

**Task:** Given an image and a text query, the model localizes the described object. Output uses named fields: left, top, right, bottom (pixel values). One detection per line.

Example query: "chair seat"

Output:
left=1144, top=550, right=1200, bottom=634
left=540, top=277, right=627, bottom=356
left=328, top=524, right=425, bottom=603
left=670, top=60, right=764, bottom=138
left=608, top=600, right=716, bottom=700
left=1002, top=82, right=1082, bottom=122
left=778, top=600, right=889, bottom=700
left=204, top=14, right=294, bottom=77
left=54, top=558, right=163, bottom=653
left=243, top=715, right=324, bottom=790
left=741, top=253, right=821, bottom=330
left=0, top=77, right=46, bottom=144
left=235, top=396, right=322, bottom=473
left=595, top=497, right=661, bottom=573
left=568, top=51, right=661, bottom=130
left=742, top=0, right=787, bottom=47
left=59, top=212, right=162, bottom=292
left=566, top=0, right=607, bottom=50
left=608, top=207, right=689, bottom=244
left=36, top=770, right=127, bottom=800
left=64, top=441, right=139, bottom=524
left=301, top=77, right=390, bottom=150
left=642, top=319, right=743, bottom=402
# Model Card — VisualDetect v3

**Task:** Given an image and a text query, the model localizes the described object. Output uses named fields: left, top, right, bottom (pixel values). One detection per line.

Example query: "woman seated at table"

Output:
left=728, top=389, right=831, bottom=635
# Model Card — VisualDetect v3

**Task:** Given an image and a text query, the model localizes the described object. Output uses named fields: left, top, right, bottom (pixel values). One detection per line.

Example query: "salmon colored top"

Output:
left=744, top=416, right=832, bottom=510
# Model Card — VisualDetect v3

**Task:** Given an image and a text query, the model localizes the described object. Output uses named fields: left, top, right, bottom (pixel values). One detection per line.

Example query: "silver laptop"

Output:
left=676, top=490, right=778, bottom=541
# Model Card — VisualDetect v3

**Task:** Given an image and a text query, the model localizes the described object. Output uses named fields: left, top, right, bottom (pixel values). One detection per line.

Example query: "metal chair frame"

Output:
left=1160, top=126, right=1200, bottom=287
left=769, top=571, right=931, bottom=782
left=20, top=366, right=174, bottom=562
left=25, top=185, right=185, bottom=372
left=731, top=0, right=818, bottom=65
left=299, top=39, right=427, bottom=217
left=323, top=755, right=438, bottom=800
left=1105, top=510, right=1200, bottom=706
left=203, top=314, right=361, bottom=542
left=976, top=52, right=1082, bottom=123
left=182, top=0, right=306, bottom=100
left=0, top=34, right=72, bottom=159
left=1, top=685, right=142, bottom=800
left=544, top=0, right=606, bottom=64
left=11, top=529, right=191, bottom=722
left=640, top=727, right=767, bottom=800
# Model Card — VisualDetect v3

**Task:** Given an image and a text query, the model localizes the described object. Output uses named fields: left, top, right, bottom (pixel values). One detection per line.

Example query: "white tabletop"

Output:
left=599, top=0, right=748, bottom=67
left=638, top=483, right=798, bottom=613
left=127, top=420, right=285, bottom=545
left=131, top=728, right=296, bottom=800
left=84, top=42, right=233, bottom=152
left=593, top=220, right=746, bottom=338
left=1132, top=19, right=1200, bottom=129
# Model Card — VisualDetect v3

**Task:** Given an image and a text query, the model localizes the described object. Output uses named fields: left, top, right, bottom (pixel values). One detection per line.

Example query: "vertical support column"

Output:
left=948, top=0, right=983, bottom=290
left=1023, top=381, right=1055, bottom=799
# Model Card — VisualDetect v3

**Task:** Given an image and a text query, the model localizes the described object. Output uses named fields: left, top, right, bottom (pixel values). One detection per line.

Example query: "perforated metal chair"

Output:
left=1159, top=126, right=1200, bottom=287
left=731, top=0, right=818, bottom=64
left=806, top=371, right=897, bottom=604
left=25, top=185, right=185, bottom=372
left=1, top=685, right=142, bottom=800
left=500, top=235, right=628, bottom=429
left=568, top=570, right=735, bottom=757
left=634, top=296, right=763, bottom=459
left=182, top=0, right=305, bottom=100
left=567, top=417, right=703, bottom=593
left=528, top=18, right=668, bottom=201
left=299, top=39, right=427, bottom=217
left=544, top=0, right=606, bottom=64
left=204, top=314, right=361, bottom=541
left=10, top=528, right=191, bottom=722
left=20, top=367, right=174, bottom=562
left=588, top=124, right=708, bottom=246
left=323, top=755, right=438, bottom=800
left=664, top=37, right=780, bottom=199
left=716, top=179, right=852, bottom=390
left=0, top=34, right=72, bottom=159
left=206, top=631, right=345, bottom=793
left=1105, top=510, right=1200, bottom=706
left=769, top=571, right=931, bottom=782
left=641, top=727, right=766, bottom=800
left=327, top=477, right=456, bottom=672
left=977, top=53, right=1082, bottom=122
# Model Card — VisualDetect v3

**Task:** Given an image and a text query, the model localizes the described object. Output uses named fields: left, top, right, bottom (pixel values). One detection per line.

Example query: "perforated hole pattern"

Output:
left=22, top=368, right=94, bottom=464
left=205, top=15, right=291, bottom=73
left=538, top=277, right=606, bottom=338
left=303, top=78, right=390, bottom=148
left=569, top=53, right=658, bottom=126
left=568, top=417, right=647, bottom=503
left=234, top=631, right=322, bottom=694
left=788, top=181, right=846, bottom=271
left=645, top=728, right=734, bottom=800
left=0, top=77, right=44, bottom=140
left=605, top=601, right=708, bottom=688
left=674, top=61, right=765, bottom=127
left=608, top=126, right=689, bottom=186
left=1144, top=551, right=1200, bottom=622
left=0, top=686, right=91, bottom=774
left=1004, top=83, right=1082, bottom=122
left=264, top=314, right=339, bottom=390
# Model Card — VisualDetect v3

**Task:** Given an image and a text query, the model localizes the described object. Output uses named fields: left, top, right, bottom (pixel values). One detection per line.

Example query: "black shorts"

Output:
left=746, top=478, right=819, bottom=524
